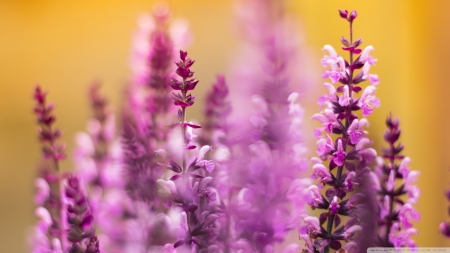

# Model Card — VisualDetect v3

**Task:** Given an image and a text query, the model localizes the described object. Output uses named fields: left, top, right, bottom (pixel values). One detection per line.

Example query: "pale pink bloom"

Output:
left=355, top=138, right=377, bottom=162
left=316, top=135, right=334, bottom=157
left=304, top=216, right=321, bottom=236
left=35, top=207, right=52, bottom=233
left=343, top=225, right=362, bottom=240
left=322, top=56, right=346, bottom=84
left=358, top=85, right=380, bottom=117
left=399, top=157, right=411, bottom=178
left=332, top=139, right=346, bottom=166
left=347, top=118, right=368, bottom=144
left=312, top=163, right=333, bottom=184
left=34, top=178, right=50, bottom=205
left=306, top=185, right=324, bottom=208
left=311, top=109, right=339, bottom=137
left=399, top=204, right=420, bottom=229
left=379, top=195, right=391, bottom=219
left=321, top=45, right=338, bottom=67
left=386, top=170, right=396, bottom=192
left=389, top=223, right=418, bottom=248
left=343, top=241, right=358, bottom=253
left=317, top=83, right=337, bottom=106
left=283, top=244, right=301, bottom=253
left=338, top=85, right=351, bottom=106
left=343, top=171, right=356, bottom=192
left=360, top=46, right=377, bottom=65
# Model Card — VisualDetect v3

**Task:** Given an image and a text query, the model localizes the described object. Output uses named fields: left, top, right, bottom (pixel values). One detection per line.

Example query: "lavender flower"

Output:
left=225, top=0, right=309, bottom=251
left=370, top=114, right=420, bottom=247
left=303, top=10, right=379, bottom=253
left=160, top=50, right=219, bottom=252
left=74, top=83, right=126, bottom=252
left=31, top=86, right=67, bottom=252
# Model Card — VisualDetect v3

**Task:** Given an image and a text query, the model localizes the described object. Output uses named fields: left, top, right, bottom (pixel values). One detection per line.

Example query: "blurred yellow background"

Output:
left=0, top=0, right=449, bottom=252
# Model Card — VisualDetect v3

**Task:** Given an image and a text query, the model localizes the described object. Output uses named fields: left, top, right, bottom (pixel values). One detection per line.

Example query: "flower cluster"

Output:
left=302, top=10, right=379, bottom=253
left=27, top=3, right=432, bottom=253
left=32, top=87, right=99, bottom=253
left=370, top=115, right=420, bottom=247
left=65, top=176, right=99, bottom=253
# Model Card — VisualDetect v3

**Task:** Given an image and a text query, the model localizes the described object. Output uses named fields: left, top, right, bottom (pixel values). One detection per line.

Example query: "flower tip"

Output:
left=180, top=50, right=188, bottom=61
left=338, top=9, right=348, bottom=19
left=349, top=10, right=358, bottom=21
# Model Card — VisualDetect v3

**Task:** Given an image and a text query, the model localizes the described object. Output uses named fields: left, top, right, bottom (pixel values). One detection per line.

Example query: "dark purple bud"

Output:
left=176, top=67, right=191, bottom=79
left=334, top=215, right=341, bottom=228
left=342, top=46, right=355, bottom=52
left=185, top=123, right=201, bottom=129
left=185, top=78, right=199, bottom=90
left=184, top=58, right=195, bottom=69
left=440, top=222, right=450, bottom=237
left=445, top=190, right=450, bottom=201
left=81, top=214, right=94, bottom=228
left=169, top=160, right=182, bottom=173
left=353, top=38, right=363, bottom=48
left=180, top=50, right=188, bottom=61
left=168, top=78, right=182, bottom=90
left=349, top=10, right=358, bottom=21
left=186, top=145, right=197, bottom=150
left=352, top=71, right=365, bottom=84
left=319, top=212, right=329, bottom=225
left=338, top=9, right=348, bottom=19
left=177, top=109, right=183, bottom=121
left=170, top=174, right=181, bottom=181
left=326, top=188, right=337, bottom=201
left=352, top=86, right=362, bottom=93
left=340, top=36, right=350, bottom=46
left=329, top=240, right=342, bottom=250
left=353, top=48, right=362, bottom=54
left=188, top=204, right=198, bottom=212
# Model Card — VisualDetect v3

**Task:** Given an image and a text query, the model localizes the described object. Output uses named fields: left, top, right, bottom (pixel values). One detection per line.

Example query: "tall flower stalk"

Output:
left=225, top=0, right=309, bottom=251
left=370, top=114, right=420, bottom=247
left=303, top=10, right=379, bottom=253
left=161, top=50, right=218, bottom=252
left=32, top=86, right=67, bottom=252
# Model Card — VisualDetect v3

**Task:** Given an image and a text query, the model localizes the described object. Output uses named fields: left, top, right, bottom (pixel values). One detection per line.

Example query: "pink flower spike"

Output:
left=332, top=139, right=346, bottom=166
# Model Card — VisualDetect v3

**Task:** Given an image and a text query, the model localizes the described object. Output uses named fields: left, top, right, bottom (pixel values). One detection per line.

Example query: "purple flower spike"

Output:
left=65, top=175, right=98, bottom=249
left=305, top=10, right=380, bottom=253
left=371, top=114, right=420, bottom=248
left=31, top=86, right=68, bottom=252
